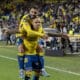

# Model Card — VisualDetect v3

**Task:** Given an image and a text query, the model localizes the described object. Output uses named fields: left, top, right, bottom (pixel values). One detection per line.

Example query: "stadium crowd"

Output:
left=0, top=0, right=80, bottom=52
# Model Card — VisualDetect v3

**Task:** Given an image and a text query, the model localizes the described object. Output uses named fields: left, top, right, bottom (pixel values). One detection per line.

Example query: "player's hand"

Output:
left=36, top=44, right=43, bottom=53
left=42, top=34, right=48, bottom=39
left=18, top=44, right=25, bottom=53
left=62, top=34, right=68, bottom=39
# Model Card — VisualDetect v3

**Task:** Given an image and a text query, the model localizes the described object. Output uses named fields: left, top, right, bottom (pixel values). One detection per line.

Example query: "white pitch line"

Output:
left=0, top=55, right=80, bottom=76
left=0, top=55, right=17, bottom=61
left=45, top=66, right=80, bottom=76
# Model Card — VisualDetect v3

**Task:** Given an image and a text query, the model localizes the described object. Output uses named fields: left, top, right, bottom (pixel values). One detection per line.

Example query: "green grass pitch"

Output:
left=0, top=45, right=80, bottom=80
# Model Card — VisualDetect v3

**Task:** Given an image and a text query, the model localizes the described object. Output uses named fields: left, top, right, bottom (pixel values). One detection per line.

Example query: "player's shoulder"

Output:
left=22, top=14, right=29, bottom=19
left=21, top=14, right=30, bottom=22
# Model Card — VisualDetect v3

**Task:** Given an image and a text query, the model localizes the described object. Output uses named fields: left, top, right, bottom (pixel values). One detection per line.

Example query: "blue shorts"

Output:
left=17, top=55, right=25, bottom=69
left=38, top=56, right=44, bottom=68
left=24, top=55, right=43, bottom=71
left=16, top=37, right=23, bottom=46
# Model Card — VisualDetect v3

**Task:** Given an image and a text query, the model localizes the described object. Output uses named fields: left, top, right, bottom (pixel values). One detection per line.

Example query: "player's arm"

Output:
left=2, top=27, right=19, bottom=34
left=27, top=29, right=45, bottom=38
left=47, top=32, right=69, bottom=39
left=23, top=23, right=46, bottom=38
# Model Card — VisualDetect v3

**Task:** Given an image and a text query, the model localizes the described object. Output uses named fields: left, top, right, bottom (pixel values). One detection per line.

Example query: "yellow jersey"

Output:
left=19, top=21, right=44, bottom=55
left=16, top=14, right=31, bottom=38
left=18, top=14, right=45, bottom=56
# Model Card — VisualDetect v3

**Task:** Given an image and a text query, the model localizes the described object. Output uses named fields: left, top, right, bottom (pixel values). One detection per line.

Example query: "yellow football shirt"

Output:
left=19, top=22, right=44, bottom=55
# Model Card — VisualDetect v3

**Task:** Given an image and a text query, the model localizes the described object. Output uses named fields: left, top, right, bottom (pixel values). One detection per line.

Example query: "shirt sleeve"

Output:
left=23, top=23, right=45, bottom=38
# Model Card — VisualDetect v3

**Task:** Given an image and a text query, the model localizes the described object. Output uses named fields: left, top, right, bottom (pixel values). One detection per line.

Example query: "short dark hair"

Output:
left=30, top=5, right=39, bottom=10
